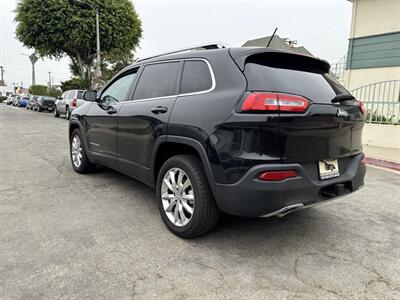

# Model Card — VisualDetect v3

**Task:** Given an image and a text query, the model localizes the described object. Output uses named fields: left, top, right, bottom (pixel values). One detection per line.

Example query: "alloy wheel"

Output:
left=71, top=135, right=83, bottom=168
left=161, top=167, right=195, bottom=227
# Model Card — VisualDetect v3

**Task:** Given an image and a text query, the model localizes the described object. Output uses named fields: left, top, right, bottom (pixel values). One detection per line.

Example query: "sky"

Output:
left=0, top=0, right=353, bottom=88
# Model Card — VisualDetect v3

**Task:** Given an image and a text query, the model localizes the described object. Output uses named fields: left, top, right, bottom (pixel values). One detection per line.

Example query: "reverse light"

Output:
left=241, top=93, right=310, bottom=113
left=72, top=99, right=77, bottom=108
left=258, top=170, right=298, bottom=181
left=356, top=100, right=365, bottom=115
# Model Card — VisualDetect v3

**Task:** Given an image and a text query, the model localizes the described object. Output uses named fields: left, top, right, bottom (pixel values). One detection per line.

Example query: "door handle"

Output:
left=151, top=106, right=168, bottom=114
left=107, top=106, right=117, bottom=114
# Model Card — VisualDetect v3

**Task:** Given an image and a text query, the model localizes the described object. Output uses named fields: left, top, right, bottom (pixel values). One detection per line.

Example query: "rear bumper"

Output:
left=39, top=105, right=54, bottom=111
left=213, top=154, right=366, bottom=217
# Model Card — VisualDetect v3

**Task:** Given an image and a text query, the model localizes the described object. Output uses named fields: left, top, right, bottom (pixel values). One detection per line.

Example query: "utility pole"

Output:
left=73, top=0, right=101, bottom=88
left=95, top=7, right=101, bottom=84
left=48, top=72, right=52, bottom=89
left=0, top=66, right=4, bottom=82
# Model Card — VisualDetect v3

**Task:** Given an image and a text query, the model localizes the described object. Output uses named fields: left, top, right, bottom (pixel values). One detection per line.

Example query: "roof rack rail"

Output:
left=136, top=42, right=228, bottom=62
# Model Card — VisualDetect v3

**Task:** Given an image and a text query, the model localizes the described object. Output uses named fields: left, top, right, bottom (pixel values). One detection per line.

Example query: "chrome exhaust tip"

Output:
left=260, top=203, right=304, bottom=218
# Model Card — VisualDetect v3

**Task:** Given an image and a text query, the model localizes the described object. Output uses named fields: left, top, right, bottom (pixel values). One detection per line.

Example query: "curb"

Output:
left=365, top=157, right=400, bottom=171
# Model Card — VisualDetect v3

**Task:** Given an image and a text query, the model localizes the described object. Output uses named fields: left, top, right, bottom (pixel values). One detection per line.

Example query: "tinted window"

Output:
left=180, top=60, right=213, bottom=94
left=100, top=70, right=137, bottom=104
left=244, top=53, right=349, bottom=104
left=133, top=62, right=180, bottom=100
left=77, top=91, right=83, bottom=99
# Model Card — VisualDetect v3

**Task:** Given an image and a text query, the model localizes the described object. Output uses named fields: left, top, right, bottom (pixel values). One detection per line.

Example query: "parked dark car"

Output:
left=17, top=96, right=30, bottom=107
left=27, top=95, right=39, bottom=110
left=68, top=45, right=366, bottom=238
left=35, top=96, right=56, bottom=112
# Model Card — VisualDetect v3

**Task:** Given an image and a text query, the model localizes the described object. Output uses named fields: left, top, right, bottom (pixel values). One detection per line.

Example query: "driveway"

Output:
left=1, top=104, right=399, bottom=299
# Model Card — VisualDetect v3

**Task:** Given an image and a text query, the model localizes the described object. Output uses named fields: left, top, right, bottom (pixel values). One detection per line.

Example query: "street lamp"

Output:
left=73, top=0, right=101, bottom=87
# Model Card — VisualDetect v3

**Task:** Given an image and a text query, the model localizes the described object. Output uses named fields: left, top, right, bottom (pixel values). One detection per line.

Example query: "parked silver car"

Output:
left=54, top=89, right=85, bottom=119
left=6, top=95, right=16, bottom=105
left=26, top=95, right=39, bottom=110
left=12, top=96, right=21, bottom=106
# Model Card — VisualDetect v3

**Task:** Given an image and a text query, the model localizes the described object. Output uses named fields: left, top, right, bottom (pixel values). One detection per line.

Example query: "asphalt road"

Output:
left=1, top=104, right=400, bottom=300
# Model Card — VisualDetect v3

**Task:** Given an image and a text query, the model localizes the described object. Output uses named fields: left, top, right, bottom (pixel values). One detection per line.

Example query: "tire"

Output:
left=70, top=129, right=95, bottom=173
left=54, top=107, right=60, bottom=117
left=156, top=155, right=220, bottom=238
left=65, top=107, right=70, bottom=120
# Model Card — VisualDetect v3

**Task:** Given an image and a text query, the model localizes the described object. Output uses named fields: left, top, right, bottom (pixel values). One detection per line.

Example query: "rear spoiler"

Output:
left=229, top=48, right=331, bottom=73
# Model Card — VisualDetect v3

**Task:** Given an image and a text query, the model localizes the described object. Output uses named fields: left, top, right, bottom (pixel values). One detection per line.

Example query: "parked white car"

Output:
left=54, top=89, right=85, bottom=119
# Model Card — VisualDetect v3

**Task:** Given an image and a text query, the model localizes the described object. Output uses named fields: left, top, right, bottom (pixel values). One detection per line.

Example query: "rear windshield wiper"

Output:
left=331, top=94, right=355, bottom=103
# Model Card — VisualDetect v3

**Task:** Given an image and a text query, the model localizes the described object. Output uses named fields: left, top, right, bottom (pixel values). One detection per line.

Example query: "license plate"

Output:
left=318, top=159, right=340, bottom=180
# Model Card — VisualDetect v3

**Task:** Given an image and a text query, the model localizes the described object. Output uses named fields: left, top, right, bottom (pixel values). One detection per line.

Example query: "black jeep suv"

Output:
left=69, top=45, right=366, bottom=238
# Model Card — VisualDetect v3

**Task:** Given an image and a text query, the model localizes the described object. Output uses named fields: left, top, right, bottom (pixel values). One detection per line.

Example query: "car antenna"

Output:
left=266, top=27, right=278, bottom=47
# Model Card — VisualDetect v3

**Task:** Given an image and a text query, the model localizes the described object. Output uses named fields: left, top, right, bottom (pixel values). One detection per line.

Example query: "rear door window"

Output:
left=77, top=91, right=84, bottom=99
left=180, top=60, right=213, bottom=94
left=133, top=61, right=181, bottom=100
left=244, top=53, right=349, bottom=104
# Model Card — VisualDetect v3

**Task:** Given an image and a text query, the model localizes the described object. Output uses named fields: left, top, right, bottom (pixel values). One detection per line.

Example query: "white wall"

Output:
left=346, top=66, right=400, bottom=90
left=0, top=85, right=14, bottom=96
left=350, top=0, right=400, bottom=39
left=363, top=124, right=400, bottom=149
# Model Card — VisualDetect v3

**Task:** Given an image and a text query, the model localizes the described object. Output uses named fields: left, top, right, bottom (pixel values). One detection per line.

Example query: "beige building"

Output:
left=345, top=0, right=400, bottom=90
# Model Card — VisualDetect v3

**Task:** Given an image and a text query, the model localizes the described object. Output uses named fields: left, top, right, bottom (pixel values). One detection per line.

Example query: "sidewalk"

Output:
left=363, top=144, right=400, bottom=171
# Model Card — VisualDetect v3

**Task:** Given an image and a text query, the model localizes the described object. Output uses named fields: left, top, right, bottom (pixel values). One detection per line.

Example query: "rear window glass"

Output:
left=180, top=60, right=212, bottom=94
left=77, top=91, right=83, bottom=99
left=244, top=54, right=349, bottom=104
left=133, top=62, right=181, bottom=100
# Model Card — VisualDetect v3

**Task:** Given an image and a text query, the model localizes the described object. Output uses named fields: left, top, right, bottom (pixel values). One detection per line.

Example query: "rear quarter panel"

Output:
left=168, top=52, right=247, bottom=184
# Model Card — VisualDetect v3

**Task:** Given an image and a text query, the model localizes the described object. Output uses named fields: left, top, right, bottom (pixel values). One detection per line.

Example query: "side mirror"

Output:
left=83, top=90, right=98, bottom=102
left=57, top=96, right=62, bottom=100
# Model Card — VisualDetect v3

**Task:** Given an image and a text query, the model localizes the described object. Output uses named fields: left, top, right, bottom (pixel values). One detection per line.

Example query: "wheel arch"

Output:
left=69, top=122, right=85, bottom=147
left=150, top=136, right=217, bottom=196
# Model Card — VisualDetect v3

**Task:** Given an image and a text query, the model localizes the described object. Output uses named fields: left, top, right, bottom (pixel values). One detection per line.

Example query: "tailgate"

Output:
left=236, top=49, right=365, bottom=163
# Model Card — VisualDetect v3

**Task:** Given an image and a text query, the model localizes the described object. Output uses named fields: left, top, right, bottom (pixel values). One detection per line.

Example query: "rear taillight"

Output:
left=241, top=93, right=310, bottom=113
left=72, top=99, right=77, bottom=108
left=258, top=170, right=298, bottom=181
left=356, top=100, right=365, bottom=115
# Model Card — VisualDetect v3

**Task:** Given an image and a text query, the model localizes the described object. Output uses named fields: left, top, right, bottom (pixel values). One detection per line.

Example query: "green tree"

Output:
left=15, top=0, right=142, bottom=82
left=29, top=85, right=48, bottom=95
left=60, top=78, right=91, bottom=92
left=48, top=88, right=62, bottom=98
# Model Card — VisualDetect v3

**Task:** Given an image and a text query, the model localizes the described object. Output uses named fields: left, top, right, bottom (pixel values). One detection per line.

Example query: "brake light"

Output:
left=356, top=100, right=365, bottom=115
left=241, top=93, right=309, bottom=113
left=72, top=99, right=77, bottom=108
left=258, top=170, right=298, bottom=181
